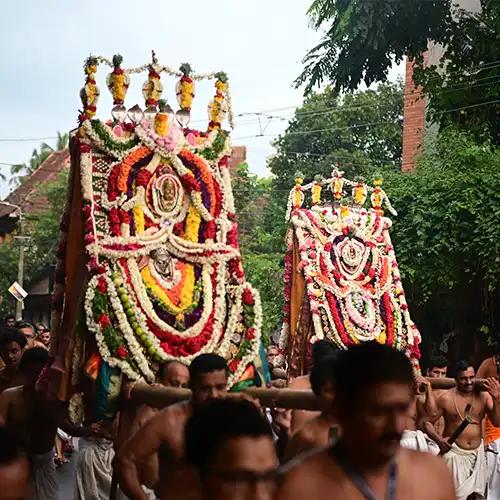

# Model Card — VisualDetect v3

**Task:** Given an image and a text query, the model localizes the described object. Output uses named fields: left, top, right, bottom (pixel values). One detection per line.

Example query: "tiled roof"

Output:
left=0, top=149, right=70, bottom=218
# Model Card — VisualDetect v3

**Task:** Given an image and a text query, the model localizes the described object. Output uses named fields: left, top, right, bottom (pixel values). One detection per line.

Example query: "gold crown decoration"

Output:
left=285, top=167, right=397, bottom=220
left=78, top=51, right=234, bottom=131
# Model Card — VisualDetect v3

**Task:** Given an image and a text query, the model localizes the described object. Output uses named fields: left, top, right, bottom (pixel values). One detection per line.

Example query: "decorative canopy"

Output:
left=49, top=54, right=266, bottom=421
left=274, top=169, right=421, bottom=376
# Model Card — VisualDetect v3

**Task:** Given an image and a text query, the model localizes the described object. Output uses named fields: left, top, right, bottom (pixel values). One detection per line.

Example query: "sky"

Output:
left=0, top=1, right=402, bottom=199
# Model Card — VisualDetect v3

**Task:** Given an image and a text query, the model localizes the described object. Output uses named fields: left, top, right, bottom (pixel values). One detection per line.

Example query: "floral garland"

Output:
left=276, top=202, right=421, bottom=369
left=67, top=102, right=264, bottom=396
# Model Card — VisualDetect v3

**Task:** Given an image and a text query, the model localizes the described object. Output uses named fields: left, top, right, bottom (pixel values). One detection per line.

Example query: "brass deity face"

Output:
left=150, top=247, right=174, bottom=280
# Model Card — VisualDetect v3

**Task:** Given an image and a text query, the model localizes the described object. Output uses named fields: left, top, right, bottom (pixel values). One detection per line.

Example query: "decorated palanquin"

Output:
left=49, top=54, right=266, bottom=419
left=273, top=170, right=421, bottom=377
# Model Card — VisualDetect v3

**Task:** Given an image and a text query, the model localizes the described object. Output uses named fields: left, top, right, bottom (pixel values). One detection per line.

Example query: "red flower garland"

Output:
left=325, top=291, right=352, bottom=346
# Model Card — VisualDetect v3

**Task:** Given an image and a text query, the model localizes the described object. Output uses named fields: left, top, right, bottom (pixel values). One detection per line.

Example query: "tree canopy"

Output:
left=297, top=0, right=500, bottom=143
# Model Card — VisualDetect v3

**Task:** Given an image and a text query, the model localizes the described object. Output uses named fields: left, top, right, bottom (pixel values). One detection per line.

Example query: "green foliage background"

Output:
left=0, top=170, right=68, bottom=316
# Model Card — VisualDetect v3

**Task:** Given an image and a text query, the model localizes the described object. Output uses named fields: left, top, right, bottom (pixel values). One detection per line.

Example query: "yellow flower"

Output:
left=155, top=114, right=168, bottom=136
left=377, top=328, right=387, bottom=344
left=185, top=204, right=201, bottom=242
left=133, top=206, right=145, bottom=234
left=312, top=184, right=322, bottom=204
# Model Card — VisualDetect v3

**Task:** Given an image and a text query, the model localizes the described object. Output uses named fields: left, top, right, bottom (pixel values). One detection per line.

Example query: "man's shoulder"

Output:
left=155, top=401, right=191, bottom=424
left=437, top=388, right=454, bottom=403
left=399, top=448, right=449, bottom=475
left=288, top=376, right=310, bottom=391
left=282, top=447, right=331, bottom=477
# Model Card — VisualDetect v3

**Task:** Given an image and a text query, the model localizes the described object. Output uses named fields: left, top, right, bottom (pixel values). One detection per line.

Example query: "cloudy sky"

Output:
left=0, top=1, right=402, bottom=198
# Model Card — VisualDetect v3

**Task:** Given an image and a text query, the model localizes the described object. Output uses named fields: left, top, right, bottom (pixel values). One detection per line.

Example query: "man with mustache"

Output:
left=423, top=360, right=500, bottom=500
left=277, top=342, right=455, bottom=499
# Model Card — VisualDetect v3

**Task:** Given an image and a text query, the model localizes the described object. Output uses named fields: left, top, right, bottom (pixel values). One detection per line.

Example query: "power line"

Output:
left=229, top=74, right=500, bottom=128
left=233, top=98, right=500, bottom=141
left=0, top=136, right=58, bottom=143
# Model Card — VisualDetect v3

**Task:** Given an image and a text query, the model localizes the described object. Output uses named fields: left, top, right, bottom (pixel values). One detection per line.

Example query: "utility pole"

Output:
left=15, top=214, right=25, bottom=320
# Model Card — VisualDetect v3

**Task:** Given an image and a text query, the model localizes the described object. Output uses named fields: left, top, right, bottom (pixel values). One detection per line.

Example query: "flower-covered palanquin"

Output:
left=273, top=170, right=421, bottom=377
left=49, top=54, right=265, bottom=419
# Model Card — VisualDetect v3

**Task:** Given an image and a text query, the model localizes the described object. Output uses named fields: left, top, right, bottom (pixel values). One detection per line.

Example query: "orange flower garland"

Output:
left=179, top=149, right=217, bottom=217
left=118, top=146, right=150, bottom=193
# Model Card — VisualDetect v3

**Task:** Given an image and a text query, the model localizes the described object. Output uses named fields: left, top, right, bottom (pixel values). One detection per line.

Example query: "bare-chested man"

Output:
left=0, top=426, right=32, bottom=500
left=185, top=398, right=279, bottom=500
left=420, top=357, right=448, bottom=438
left=288, top=340, right=337, bottom=434
left=0, top=329, right=27, bottom=393
left=400, top=372, right=439, bottom=454
left=116, top=353, right=228, bottom=500
left=0, top=347, right=100, bottom=500
left=423, top=360, right=500, bottom=500
left=284, top=354, right=337, bottom=461
left=125, top=360, right=190, bottom=495
left=477, top=353, right=500, bottom=499
left=277, top=342, right=455, bottom=500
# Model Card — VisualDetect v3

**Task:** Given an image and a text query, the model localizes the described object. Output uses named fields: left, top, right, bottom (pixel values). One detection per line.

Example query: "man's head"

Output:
left=18, top=347, right=49, bottom=388
left=332, top=342, right=414, bottom=464
left=0, top=329, right=27, bottom=368
left=185, top=399, right=278, bottom=500
left=0, top=427, right=31, bottom=500
left=312, top=339, right=337, bottom=368
left=427, top=357, right=447, bottom=378
left=14, top=321, right=34, bottom=343
left=455, top=360, right=475, bottom=394
left=4, top=315, right=16, bottom=329
left=310, top=354, right=337, bottom=411
left=159, top=360, right=189, bottom=388
left=189, top=353, right=228, bottom=404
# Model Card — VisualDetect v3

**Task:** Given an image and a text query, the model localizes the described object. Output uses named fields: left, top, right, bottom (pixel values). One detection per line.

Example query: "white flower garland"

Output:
left=127, top=259, right=214, bottom=338
left=104, top=271, right=157, bottom=381
left=84, top=275, right=144, bottom=382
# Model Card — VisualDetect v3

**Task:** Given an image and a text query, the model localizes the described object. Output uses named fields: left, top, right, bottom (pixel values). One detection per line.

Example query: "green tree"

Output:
left=298, top=0, right=500, bottom=142
left=0, top=170, right=68, bottom=316
left=232, top=163, right=284, bottom=343
left=384, top=129, right=500, bottom=355
left=269, top=81, right=403, bottom=192
left=9, top=131, right=69, bottom=186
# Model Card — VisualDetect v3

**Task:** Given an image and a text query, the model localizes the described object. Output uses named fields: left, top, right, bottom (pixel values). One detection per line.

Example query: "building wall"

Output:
left=401, top=0, right=481, bottom=171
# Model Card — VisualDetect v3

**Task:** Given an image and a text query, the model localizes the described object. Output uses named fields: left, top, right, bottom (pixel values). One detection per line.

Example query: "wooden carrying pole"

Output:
left=129, top=377, right=488, bottom=411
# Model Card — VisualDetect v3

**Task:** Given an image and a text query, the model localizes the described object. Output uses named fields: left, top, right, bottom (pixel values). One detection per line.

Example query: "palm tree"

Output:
left=9, top=131, right=69, bottom=187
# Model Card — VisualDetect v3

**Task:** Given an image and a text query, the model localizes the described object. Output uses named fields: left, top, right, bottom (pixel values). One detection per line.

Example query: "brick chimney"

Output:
left=228, top=145, right=247, bottom=176
left=401, top=58, right=426, bottom=172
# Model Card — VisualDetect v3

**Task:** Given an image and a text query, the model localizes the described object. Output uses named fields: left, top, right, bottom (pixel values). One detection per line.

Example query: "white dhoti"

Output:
left=117, top=486, right=158, bottom=500
left=74, top=437, right=114, bottom=500
left=486, top=439, right=500, bottom=499
left=444, top=441, right=488, bottom=500
left=32, top=448, right=58, bottom=500
left=400, top=429, right=439, bottom=455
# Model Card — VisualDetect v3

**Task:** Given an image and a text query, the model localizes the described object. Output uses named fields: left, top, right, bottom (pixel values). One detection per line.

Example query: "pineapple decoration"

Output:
left=352, top=177, right=368, bottom=206
left=154, top=99, right=172, bottom=137
left=80, top=56, right=100, bottom=121
left=311, top=175, right=323, bottom=205
left=371, top=178, right=385, bottom=215
left=331, top=167, right=344, bottom=201
left=142, top=50, right=163, bottom=122
left=175, top=63, right=195, bottom=127
left=106, top=54, right=130, bottom=122
left=207, top=72, right=229, bottom=131
left=293, top=172, right=305, bottom=209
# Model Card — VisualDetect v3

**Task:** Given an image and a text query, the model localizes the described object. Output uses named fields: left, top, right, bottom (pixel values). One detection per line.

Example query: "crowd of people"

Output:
left=2, top=315, right=500, bottom=500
